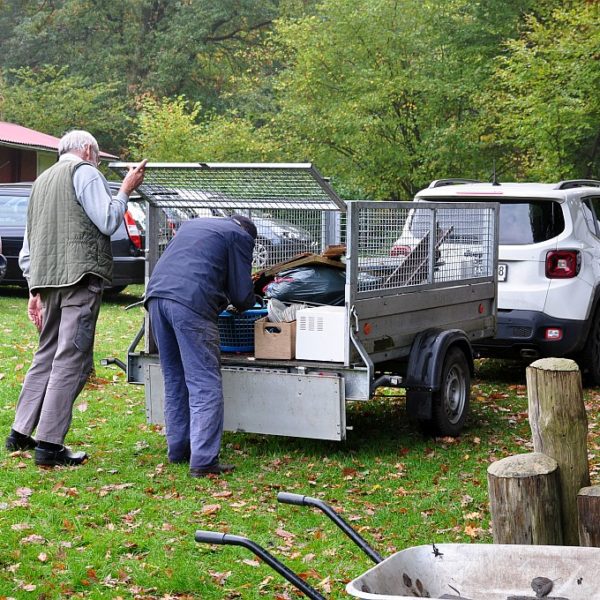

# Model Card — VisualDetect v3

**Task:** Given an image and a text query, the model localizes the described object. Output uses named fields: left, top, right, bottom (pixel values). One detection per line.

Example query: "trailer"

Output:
left=109, top=162, right=498, bottom=440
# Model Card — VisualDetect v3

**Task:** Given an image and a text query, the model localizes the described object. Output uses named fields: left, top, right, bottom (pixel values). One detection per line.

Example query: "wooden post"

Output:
left=526, top=357, right=590, bottom=546
left=577, top=486, right=600, bottom=547
left=487, top=452, right=562, bottom=545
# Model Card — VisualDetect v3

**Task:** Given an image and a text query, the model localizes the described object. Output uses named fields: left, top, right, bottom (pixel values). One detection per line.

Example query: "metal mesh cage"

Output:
left=348, top=201, right=497, bottom=297
left=110, top=162, right=345, bottom=270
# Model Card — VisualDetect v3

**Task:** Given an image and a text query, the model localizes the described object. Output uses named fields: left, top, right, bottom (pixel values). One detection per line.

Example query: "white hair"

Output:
left=58, top=130, right=99, bottom=156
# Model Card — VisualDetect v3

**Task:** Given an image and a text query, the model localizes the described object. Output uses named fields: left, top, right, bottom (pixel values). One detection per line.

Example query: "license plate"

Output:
left=498, top=263, right=508, bottom=282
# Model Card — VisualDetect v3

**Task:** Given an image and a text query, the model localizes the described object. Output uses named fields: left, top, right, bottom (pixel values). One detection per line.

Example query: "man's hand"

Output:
left=120, top=159, right=148, bottom=196
left=27, top=293, right=43, bottom=332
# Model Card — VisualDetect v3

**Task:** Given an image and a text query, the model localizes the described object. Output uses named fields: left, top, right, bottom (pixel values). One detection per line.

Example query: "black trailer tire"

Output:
left=430, top=346, right=470, bottom=436
left=580, top=310, right=600, bottom=386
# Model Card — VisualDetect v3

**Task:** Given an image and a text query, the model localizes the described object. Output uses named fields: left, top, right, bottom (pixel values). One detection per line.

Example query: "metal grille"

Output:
left=109, top=162, right=345, bottom=210
left=110, top=163, right=345, bottom=270
left=349, top=201, right=497, bottom=296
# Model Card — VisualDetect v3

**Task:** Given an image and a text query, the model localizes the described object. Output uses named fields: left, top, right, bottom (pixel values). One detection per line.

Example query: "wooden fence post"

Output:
left=487, top=452, right=562, bottom=545
left=577, top=486, right=600, bottom=547
left=526, top=357, right=590, bottom=546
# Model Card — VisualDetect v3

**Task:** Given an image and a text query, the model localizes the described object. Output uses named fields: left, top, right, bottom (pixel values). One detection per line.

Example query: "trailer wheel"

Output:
left=431, top=346, right=470, bottom=436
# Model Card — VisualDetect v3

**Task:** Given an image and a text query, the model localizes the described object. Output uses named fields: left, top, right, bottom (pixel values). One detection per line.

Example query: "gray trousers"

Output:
left=13, top=276, right=103, bottom=445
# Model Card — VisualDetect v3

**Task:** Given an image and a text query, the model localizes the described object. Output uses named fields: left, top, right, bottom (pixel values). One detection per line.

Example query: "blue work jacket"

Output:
left=145, top=217, right=255, bottom=320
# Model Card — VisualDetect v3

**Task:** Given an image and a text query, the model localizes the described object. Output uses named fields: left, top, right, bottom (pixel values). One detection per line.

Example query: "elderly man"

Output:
left=5, top=130, right=146, bottom=467
left=145, top=215, right=257, bottom=477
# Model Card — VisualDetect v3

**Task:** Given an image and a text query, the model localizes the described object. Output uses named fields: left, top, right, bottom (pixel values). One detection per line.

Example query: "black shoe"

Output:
left=5, top=431, right=37, bottom=451
left=35, top=445, right=88, bottom=467
left=190, top=463, right=235, bottom=478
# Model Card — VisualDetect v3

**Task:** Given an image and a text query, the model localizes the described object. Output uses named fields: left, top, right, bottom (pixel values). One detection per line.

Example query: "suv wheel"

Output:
left=579, top=309, right=600, bottom=385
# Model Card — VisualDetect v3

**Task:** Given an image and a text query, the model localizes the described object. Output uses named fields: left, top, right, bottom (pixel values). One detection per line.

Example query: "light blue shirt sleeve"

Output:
left=18, top=228, right=31, bottom=281
left=72, top=163, right=128, bottom=235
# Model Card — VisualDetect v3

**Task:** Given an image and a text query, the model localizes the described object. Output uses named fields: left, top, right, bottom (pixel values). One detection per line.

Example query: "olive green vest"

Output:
left=27, top=159, right=113, bottom=292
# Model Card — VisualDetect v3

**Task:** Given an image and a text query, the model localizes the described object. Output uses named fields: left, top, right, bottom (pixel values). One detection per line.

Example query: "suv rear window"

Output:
left=497, top=200, right=564, bottom=244
left=0, top=195, right=28, bottom=227
left=412, top=199, right=564, bottom=245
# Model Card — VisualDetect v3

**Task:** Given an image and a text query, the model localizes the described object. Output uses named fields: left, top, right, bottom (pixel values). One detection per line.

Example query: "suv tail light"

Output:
left=545, top=250, right=580, bottom=278
left=124, top=211, right=142, bottom=249
left=390, top=244, right=411, bottom=257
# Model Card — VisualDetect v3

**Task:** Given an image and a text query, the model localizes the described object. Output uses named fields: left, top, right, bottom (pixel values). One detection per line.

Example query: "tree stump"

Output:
left=487, top=452, right=562, bottom=545
left=577, top=486, right=600, bottom=547
left=526, top=357, right=590, bottom=545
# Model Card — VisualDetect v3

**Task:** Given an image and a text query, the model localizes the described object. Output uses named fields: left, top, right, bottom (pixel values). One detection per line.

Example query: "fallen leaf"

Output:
left=242, top=559, right=260, bottom=567
left=201, top=504, right=221, bottom=515
left=209, top=570, right=231, bottom=585
left=21, top=534, right=45, bottom=545
left=275, top=528, right=295, bottom=540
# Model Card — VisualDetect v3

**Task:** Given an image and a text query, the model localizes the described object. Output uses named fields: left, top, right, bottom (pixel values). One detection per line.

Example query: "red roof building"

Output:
left=0, top=121, right=117, bottom=183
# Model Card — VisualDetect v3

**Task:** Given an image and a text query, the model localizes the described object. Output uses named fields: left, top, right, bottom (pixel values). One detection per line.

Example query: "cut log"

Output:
left=487, top=452, right=562, bottom=545
left=526, top=358, right=590, bottom=545
left=577, top=486, right=600, bottom=547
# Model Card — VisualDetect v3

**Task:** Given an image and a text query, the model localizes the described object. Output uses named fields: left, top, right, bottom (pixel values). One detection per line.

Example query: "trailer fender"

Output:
left=405, top=329, right=473, bottom=421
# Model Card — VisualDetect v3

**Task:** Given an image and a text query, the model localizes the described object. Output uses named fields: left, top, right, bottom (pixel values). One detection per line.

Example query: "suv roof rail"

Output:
left=428, top=178, right=483, bottom=188
left=555, top=179, right=600, bottom=190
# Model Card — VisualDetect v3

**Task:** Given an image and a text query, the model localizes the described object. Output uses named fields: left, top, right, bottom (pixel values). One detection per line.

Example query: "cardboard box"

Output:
left=254, top=317, right=297, bottom=360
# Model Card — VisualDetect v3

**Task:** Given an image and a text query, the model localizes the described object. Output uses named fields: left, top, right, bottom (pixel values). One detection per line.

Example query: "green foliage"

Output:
left=129, top=96, right=203, bottom=161
left=130, top=95, right=283, bottom=162
left=481, top=2, right=600, bottom=179
left=271, top=0, right=535, bottom=199
left=0, top=66, right=131, bottom=154
left=0, top=0, right=598, bottom=187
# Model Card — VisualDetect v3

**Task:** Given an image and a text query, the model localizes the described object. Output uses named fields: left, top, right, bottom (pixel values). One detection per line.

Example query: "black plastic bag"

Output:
left=264, top=265, right=346, bottom=306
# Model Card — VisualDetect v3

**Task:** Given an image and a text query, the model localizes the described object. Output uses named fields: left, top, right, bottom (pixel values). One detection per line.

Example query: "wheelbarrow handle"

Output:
left=277, top=492, right=383, bottom=564
left=195, top=530, right=327, bottom=600
left=277, top=492, right=309, bottom=506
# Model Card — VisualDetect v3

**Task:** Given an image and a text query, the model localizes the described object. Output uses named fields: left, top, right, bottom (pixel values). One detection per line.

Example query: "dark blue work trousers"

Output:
left=148, top=298, right=223, bottom=469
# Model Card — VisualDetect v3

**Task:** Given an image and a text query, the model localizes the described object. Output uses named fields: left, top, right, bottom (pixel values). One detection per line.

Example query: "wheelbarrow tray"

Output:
left=347, top=543, right=600, bottom=599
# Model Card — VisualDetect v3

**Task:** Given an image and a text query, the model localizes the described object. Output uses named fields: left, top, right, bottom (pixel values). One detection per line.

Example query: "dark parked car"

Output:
left=191, top=208, right=317, bottom=268
left=0, top=234, right=7, bottom=283
left=0, top=182, right=145, bottom=294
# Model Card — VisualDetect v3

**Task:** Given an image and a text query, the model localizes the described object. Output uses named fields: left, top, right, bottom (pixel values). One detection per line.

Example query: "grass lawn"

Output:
left=1, top=284, right=599, bottom=599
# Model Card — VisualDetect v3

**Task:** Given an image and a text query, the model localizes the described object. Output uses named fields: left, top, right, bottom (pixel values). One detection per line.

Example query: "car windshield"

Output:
left=411, top=199, right=564, bottom=245
left=0, top=195, right=28, bottom=226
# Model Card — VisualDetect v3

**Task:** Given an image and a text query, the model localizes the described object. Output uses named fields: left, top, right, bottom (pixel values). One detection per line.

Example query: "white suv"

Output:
left=403, top=178, right=600, bottom=384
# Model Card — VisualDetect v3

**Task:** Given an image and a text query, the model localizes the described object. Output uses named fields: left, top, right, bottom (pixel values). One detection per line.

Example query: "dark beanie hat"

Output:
left=231, top=214, right=257, bottom=240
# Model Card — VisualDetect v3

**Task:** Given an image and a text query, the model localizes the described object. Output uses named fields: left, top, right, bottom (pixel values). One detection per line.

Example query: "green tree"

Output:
left=0, top=66, right=130, bottom=154
left=481, top=1, right=600, bottom=180
left=270, top=0, right=537, bottom=199
left=129, top=96, right=203, bottom=161
left=130, top=95, right=281, bottom=162
left=0, top=0, right=283, bottom=107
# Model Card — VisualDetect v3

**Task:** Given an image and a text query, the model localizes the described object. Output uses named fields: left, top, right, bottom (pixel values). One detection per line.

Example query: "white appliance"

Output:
left=295, top=306, right=347, bottom=362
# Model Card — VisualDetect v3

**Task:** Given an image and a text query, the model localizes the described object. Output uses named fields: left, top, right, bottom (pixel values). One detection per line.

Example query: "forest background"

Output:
left=0, top=0, right=598, bottom=200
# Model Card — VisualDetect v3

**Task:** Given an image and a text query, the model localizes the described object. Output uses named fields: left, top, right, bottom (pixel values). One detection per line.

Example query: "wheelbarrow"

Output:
left=195, top=492, right=600, bottom=599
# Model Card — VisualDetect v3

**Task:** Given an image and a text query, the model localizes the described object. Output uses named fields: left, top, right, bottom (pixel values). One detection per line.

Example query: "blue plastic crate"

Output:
left=218, top=307, right=268, bottom=352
